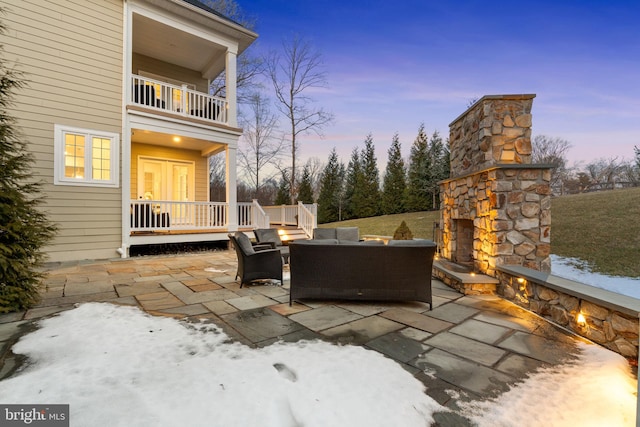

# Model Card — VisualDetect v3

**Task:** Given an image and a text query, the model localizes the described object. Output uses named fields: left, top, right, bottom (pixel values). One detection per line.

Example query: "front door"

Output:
left=138, top=157, right=195, bottom=225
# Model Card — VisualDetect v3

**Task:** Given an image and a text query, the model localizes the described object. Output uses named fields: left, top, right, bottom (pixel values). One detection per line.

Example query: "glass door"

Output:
left=138, top=157, right=195, bottom=226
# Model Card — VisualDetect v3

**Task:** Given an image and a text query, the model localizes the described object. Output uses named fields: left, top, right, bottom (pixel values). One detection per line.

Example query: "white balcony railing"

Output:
left=130, top=75, right=228, bottom=124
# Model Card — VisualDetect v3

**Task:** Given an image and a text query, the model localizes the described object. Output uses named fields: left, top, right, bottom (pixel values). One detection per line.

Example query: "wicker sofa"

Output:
left=289, top=239, right=437, bottom=308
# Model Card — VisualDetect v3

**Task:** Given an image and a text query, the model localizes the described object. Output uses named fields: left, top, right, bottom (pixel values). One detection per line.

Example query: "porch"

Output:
left=127, top=200, right=317, bottom=247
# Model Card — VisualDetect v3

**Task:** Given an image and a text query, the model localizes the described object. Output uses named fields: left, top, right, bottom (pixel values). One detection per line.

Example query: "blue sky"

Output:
left=241, top=1, right=640, bottom=167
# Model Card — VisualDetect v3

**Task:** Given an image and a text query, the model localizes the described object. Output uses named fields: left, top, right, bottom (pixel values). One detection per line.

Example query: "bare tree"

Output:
left=209, top=152, right=226, bottom=202
left=265, top=34, right=334, bottom=203
left=203, top=0, right=263, bottom=103
left=532, top=135, right=573, bottom=193
left=303, top=156, right=324, bottom=201
left=203, top=0, right=256, bottom=29
left=585, top=157, right=627, bottom=190
left=238, top=92, right=285, bottom=194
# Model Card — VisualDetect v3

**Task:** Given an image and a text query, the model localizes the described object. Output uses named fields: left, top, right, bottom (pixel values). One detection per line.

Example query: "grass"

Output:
left=321, top=187, right=640, bottom=278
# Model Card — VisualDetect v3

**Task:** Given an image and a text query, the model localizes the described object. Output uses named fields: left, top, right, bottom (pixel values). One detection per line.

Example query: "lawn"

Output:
left=321, top=187, right=640, bottom=278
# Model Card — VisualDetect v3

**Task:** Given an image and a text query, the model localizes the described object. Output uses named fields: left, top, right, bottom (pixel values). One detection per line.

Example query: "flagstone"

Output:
left=268, top=302, right=311, bottom=316
left=289, top=305, right=363, bottom=331
left=424, top=332, right=506, bottom=366
left=226, top=295, right=277, bottom=311
left=115, top=281, right=164, bottom=297
left=202, top=300, right=238, bottom=315
left=322, top=315, right=405, bottom=345
left=135, top=291, right=184, bottom=311
left=380, top=308, right=453, bottom=333
left=186, top=283, right=223, bottom=292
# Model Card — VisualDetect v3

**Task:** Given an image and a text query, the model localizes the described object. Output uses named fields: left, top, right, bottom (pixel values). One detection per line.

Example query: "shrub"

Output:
left=393, top=221, right=413, bottom=240
left=0, top=21, right=57, bottom=312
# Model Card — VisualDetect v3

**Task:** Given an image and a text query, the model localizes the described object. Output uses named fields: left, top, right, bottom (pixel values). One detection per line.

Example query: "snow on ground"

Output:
left=461, top=343, right=637, bottom=427
left=1, top=303, right=637, bottom=426
left=551, top=254, right=640, bottom=299
left=0, top=303, right=441, bottom=427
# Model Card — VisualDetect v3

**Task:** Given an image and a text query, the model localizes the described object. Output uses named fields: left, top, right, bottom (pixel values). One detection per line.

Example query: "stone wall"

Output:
left=496, top=266, right=639, bottom=359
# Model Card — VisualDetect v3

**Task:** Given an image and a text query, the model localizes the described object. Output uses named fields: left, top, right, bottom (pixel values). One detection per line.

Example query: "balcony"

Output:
left=129, top=75, right=228, bottom=125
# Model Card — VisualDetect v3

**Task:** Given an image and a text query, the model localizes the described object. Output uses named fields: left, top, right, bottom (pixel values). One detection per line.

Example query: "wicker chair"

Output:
left=253, top=228, right=290, bottom=264
left=228, top=232, right=283, bottom=287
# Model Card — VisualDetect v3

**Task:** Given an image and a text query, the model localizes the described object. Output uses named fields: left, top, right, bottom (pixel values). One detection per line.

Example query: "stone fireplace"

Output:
left=439, top=94, right=553, bottom=276
left=455, top=219, right=474, bottom=266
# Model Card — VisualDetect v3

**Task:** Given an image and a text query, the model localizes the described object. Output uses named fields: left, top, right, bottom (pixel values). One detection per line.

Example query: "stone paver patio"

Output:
left=0, top=249, right=587, bottom=426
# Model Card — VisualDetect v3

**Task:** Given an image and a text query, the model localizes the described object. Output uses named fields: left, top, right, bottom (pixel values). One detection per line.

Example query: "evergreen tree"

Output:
left=425, top=131, right=450, bottom=210
left=317, top=148, right=345, bottom=223
left=0, top=35, right=57, bottom=312
left=274, top=170, right=290, bottom=205
left=405, top=123, right=431, bottom=212
left=381, top=133, right=406, bottom=214
left=635, top=146, right=640, bottom=170
left=355, top=134, right=381, bottom=218
left=296, top=165, right=314, bottom=204
left=341, top=147, right=361, bottom=220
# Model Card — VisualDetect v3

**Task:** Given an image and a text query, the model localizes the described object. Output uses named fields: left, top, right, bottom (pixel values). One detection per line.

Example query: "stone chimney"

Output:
left=439, top=94, right=552, bottom=275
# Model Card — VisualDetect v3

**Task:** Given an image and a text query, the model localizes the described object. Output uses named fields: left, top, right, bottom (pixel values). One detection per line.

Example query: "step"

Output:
left=277, top=228, right=309, bottom=242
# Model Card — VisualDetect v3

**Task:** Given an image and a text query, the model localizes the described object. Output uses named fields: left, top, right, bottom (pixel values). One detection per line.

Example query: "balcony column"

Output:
left=226, top=144, right=238, bottom=232
left=225, top=49, right=238, bottom=127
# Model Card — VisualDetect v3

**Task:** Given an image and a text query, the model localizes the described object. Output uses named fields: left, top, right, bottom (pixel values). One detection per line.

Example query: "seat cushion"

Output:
left=293, top=239, right=339, bottom=245
left=313, top=228, right=337, bottom=239
left=336, top=227, right=359, bottom=242
left=234, top=232, right=255, bottom=254
left=387, top=239, right=436, bottom=246
left=255, top=228, right=282, bottom=246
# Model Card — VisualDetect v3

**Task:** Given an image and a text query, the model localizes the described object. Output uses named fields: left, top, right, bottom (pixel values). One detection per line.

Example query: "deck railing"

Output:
left=297, top=202, right=317, bottom=238
left=130, top=75, right=228, bottom=124
left=129, top=200, right=315, bottom=237
left=130, top=200, right=229, bottom=232
left=264, top=205, right=299, bottom=226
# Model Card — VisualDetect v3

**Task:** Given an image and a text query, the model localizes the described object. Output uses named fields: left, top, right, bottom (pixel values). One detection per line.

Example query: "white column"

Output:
left=226, top=144, right=238, bottom=232
left=225, top=49, right=238, bottom=127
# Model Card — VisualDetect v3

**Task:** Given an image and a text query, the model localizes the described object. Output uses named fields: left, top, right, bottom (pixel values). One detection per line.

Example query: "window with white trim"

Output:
left=54, top=125, right=120, bottom=187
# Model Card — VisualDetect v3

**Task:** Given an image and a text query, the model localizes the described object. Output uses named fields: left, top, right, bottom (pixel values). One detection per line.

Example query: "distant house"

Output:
left=0, top=0, right=267, bottom=261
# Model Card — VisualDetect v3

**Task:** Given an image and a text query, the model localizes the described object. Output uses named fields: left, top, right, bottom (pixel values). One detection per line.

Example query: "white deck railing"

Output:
left=250, top=200, right=270, bottom=229
left=130, top=75, right=228, bottom=124
left=264, top=205, right=299, bottom=226
left=297, top=202, right=317, bottom=238
left=130, top=200, right=228, bottom=232
left=129, top=200, right=315, bottom=238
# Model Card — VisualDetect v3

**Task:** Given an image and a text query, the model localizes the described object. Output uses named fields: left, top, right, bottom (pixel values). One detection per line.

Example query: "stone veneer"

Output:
left=497, top=265, right=639, bottom=359
left=439, top=94, right=553, bottom=276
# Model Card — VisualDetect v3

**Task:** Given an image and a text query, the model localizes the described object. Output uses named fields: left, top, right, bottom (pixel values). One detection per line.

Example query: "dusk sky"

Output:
left=241, top=1, right=639, bottom=168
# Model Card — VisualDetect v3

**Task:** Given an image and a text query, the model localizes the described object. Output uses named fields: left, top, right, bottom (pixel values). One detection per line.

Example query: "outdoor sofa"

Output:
left=312, top=227, right=360, bottom=241
left=288, top=238, right=437, bottom=308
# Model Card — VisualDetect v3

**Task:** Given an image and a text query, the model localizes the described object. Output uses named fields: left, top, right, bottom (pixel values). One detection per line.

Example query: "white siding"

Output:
left=1, top=0, right=125, bottom=262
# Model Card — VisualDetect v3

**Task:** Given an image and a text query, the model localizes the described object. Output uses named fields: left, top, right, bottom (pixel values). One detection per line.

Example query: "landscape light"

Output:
left=576, top=312, right=587, bottom=327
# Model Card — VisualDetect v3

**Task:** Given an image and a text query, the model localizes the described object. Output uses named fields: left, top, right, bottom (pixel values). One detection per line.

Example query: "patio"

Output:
left=0, top=249, right=602, bottom=426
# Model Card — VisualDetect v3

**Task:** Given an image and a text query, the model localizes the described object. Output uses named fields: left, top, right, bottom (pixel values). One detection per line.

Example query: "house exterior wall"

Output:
left=130, top=143, right=209, bottom=202
left=0, top=0, right=125, bottom=262
left=132, top=53, right=208, bottom=92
